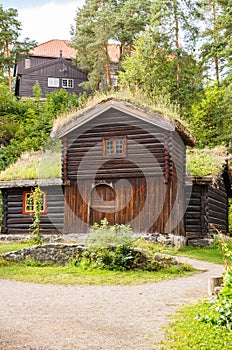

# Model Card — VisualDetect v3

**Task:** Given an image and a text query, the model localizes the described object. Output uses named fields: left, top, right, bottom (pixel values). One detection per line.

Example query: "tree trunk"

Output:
left=104, top=42, right=112, bottom=87
left=174, top=1, right=182, bottom=115
left=6, top=42, right=12, bottom=89
left=212, top=1, right=220, bottom=85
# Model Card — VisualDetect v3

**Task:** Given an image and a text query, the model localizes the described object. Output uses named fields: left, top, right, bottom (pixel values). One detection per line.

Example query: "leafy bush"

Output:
left=196, top=233, right=232, bottom=331
left=76, top=219, right=140, bottom=271
left=74, top=219, right=182, bottom=272
left=28, top=187, right=44, bottom=245
left=158, top=301, right=231, bottom=350
left=215, top=270, right=232, bottom=330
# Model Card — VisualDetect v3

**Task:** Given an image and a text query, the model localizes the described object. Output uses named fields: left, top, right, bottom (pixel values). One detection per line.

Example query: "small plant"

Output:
left=76, top=219, right=138, bottom=271
left=196, top=230, right=232, bottom=331
left=74, top=219, right=182, bottom=272
left=87, top=218, right=134, bottom=250
left=28, top=187, right=44, bottom=245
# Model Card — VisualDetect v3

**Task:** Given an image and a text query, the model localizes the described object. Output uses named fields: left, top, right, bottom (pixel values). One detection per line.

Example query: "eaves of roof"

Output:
left=51, top=97, right=195, bottom=146
left=18, top=57, right=74, bottom=75
left=0, top=178, right=62, bottom=189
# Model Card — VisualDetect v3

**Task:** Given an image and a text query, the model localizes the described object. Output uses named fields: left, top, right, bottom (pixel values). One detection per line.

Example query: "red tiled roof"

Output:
left=30, top=39, right=76, bottom=59
left=107, top=43, right=120, bottom=63
left=30, top=39, right=120, bottom=62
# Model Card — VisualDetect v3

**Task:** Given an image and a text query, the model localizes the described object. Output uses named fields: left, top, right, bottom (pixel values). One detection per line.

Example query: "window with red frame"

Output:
left=22, top=191, right=46, bottom=214
left=103, top=137, right=127, bottom=158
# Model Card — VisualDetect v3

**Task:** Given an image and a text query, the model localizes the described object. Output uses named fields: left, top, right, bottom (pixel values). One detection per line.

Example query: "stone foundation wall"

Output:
left=2, top=244, right=84, bottom=265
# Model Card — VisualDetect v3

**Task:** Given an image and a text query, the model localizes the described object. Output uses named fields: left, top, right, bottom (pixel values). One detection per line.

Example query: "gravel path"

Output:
left=0, top=257, right=225, bottom=350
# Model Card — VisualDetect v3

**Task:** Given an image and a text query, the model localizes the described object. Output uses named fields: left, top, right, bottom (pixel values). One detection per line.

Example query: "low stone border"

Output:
left=1, top=244, right=84, bottom=265
left=1, top=232, right=228, bottom=248
left=1, top=243, right=180, bottom=266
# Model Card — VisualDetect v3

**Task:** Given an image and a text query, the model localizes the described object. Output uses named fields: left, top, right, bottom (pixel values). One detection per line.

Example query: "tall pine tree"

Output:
left=0, top=5, right=36, bottom=88
left=71, top=0, right=151, bottom=90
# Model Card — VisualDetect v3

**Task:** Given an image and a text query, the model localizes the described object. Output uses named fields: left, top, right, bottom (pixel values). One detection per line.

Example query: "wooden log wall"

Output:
left=64, top=110, right=177, bottom=180
left=185, top=184, right=209, bottom=238
left=208, top=177, right=228, bottom=234
left=64, top=176, right=185, bottom=235
left=1, top=186, right=64, bottom=235
left=185, top=177, right=229, bottom=238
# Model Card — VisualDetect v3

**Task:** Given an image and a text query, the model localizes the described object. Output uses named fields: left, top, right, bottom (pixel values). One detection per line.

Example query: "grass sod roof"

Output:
left=0, top=150, right=61, bottom=182
left=0, top=147, right=229, bottom=184
left=186, top=146, right=231, bottom=177
left=51, top=89, right=196, bottom=147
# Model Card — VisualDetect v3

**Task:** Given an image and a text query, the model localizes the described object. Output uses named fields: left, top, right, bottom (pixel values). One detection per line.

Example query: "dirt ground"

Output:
left=0, top=257, right=224, bottom=350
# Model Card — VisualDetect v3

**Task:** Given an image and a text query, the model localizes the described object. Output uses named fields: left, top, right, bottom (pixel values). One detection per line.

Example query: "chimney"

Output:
left=60, top=50, right=63, bottom=58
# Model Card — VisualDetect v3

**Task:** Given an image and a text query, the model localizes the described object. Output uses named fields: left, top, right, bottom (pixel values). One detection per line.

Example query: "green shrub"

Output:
left=196, top=233, right=232, bottom=331
left=74, top=219, right=182, bottom=272
left=158, top=301, right=231, bottom=350
left=76, top=219, right=140, bottom=271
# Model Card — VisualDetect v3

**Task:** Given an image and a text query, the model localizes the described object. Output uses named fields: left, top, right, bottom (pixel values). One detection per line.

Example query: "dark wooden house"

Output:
left=0, top=178, right=64, bottom=235
left=185, top=156, right=232, bottom=239
left=51, top=97, right=195, bottom=235
left=14, top=40, right=120, bottom=98
left=14, top=40, right=88, bottom=97
left=0, top=98, right=231, bottom=239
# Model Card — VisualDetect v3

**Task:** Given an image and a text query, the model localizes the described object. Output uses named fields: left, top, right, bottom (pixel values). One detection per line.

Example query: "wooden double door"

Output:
left=90, top=184, right=116, bottom=225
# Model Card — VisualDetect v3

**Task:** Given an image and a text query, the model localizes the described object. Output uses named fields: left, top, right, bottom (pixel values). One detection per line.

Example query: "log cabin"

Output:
left=50, top=97, right=196, bottom=235
left=185, top=148, right=232, bottom=238
left=0, top=98, right=231, bottom=240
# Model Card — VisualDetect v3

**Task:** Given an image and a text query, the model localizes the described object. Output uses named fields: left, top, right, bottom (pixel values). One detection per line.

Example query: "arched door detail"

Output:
left=90, top=184, right=116, bottom=226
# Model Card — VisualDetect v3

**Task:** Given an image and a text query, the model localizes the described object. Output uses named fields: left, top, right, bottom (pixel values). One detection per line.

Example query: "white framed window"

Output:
left=62, top=79, right=74, bottom=88
left=25, top=58, right=31, bottom=69
left=48, top=78, right=59, bottom=87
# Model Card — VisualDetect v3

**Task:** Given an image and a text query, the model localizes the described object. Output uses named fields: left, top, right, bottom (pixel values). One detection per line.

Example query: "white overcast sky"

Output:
left=1, top=1, right=85, bottom=44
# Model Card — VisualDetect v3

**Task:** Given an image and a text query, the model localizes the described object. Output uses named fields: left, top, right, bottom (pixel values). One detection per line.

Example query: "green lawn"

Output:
left=0, top=238, right=231, bottom=286
left=165, top=246, right=227, bottom=265
left=0, top=259, right=196, bottom=285
left=0, top=242, right=32, bottom=255
left=156, top=300, right=232, bottom=350
left=0, top=241, right=199, bottom=285
left=163, top=240, right=232, bottom=265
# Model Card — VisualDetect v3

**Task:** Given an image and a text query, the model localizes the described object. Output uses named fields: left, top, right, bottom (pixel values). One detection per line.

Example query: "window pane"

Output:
left=25, top=193, right=34, bottom=212
left=48, top=78, right=59, bottom=87
left=23, top=191, right=46, bottom=214
left=106, top=140, right=113, bottom=154
left=116, top=139, right=123, bottom=153
left=68, top=79, right=73, bottom=88
left=62, top=79, right=74, bottom=88
left=62, top=79, right=68, bottom=88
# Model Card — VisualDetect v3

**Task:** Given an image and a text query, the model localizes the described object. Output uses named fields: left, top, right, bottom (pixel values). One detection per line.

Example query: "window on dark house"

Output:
left=62, top=79, right=74, bottom=88
left=22, top=191, right=46, bottom=214
left=25, top=58, right=31, bottom=69
left=48, top=78, right=59, bottom=87
left=103, top=137, right=127, bottom=157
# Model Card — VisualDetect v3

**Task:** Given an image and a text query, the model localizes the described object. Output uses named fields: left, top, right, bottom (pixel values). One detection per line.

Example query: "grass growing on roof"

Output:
left=186, top=146, right=227, bottom=177
left=0, top=150, right=61, bottom=181
left=52, top=87, right=191, bottom=136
